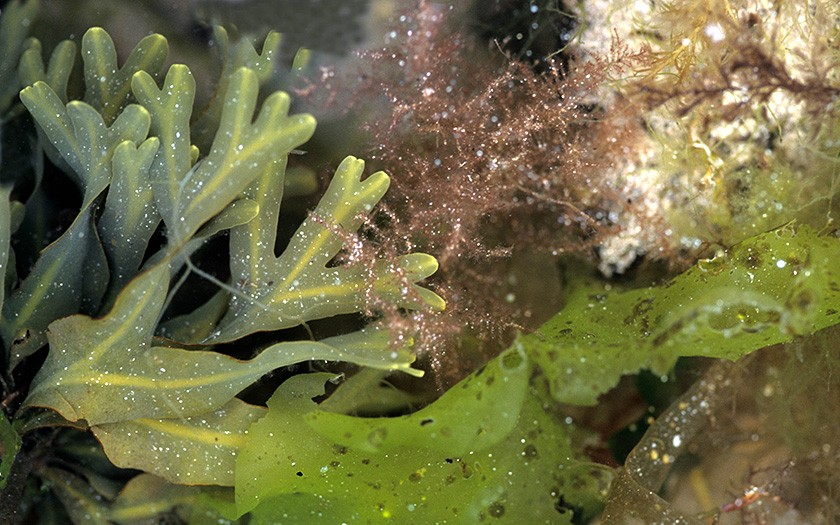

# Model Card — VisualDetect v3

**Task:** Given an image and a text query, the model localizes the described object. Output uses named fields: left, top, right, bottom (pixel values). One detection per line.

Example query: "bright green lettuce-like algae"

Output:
left=229, top=225, right=840, bottom=523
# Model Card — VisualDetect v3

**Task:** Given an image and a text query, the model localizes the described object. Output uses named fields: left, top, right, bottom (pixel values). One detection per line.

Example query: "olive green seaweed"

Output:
left=1, top=206, right=105, bottom=367
left=19, top=82, right=152, bottom=206
left=17, top=26, right=167, bottom=180
left=213, top=155, right=445, bottom=343
left=3, top=4, right=840, bottom=523
left=93, top=398, right=267, bottom=486
left=97, top=139, right=161, bottom=298
left=23, top=255, right=423, bottom=428
left=0, top=187, right=11, bottom=323
left=18, top=37, right=75, bottom=102
left=41, top=466, right=110, bottom=524
left=190, top=27, right=282, bottom=152
left=132, top=64, right=316, bottom=244
left=80, top=28, right=168, bottom=125
left=5, top=22, right=442, bottom=502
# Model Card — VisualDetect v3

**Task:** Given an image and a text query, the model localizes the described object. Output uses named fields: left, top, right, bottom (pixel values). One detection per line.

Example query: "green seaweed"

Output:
left=524, top=225, right=840, bottom=406
left=236, top=350, right=607, bottom=524
left=0, top=13, right=442, bottom=521
left=1, top=2, right=839, bottom=523
left=231, top=226, right=840, bottom=522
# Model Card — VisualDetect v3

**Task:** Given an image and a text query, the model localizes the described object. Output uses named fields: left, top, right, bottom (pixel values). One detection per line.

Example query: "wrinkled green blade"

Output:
left=1, top=206, right=103, bottom=369
left=237, top=348, right=606, bottom=522
left=305, top=347, right=528, bottom=453
left=82, top=27, right=168, bottom=123
left=93, top=399, right=266, bottom=486
left=216, top=156, right=444, bottom=342
left=108, top=474, right=199, bottom=524
left=525, top=226, right=840, bottom=406
left=317, top=367, right=419, bottom=416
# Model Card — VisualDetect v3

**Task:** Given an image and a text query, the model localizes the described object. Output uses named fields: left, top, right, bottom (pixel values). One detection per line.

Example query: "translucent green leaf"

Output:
left=81, top=27, right=169, bottom=124
left=215, top=156, right=444, bottom=343
left=236, top=348, right=606, bottom=523
left=19, top=82, right=151, bottom=206
left=23, top=264, right=419, bottom=425
left=0, top=0, right=38, bottom=113
left=525, top=226, right=840, bottom=406
left=2, top=206, right=104, bottom=369
left=0, top=412, right=21, bottom=490
left=98, top=138, right=161, bottom=302
left=305, top=346, right=528, bottom=453
left=18, top=37, right=76, bottom=102
left=94, top=399, right=266, bottom=486
left=108, top=473, right=199, bottom=524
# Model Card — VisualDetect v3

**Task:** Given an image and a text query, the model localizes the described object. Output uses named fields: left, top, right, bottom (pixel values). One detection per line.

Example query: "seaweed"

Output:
left=0, top=1, right=839, bottom=523
left=0, top=2, right=441, bottom=520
